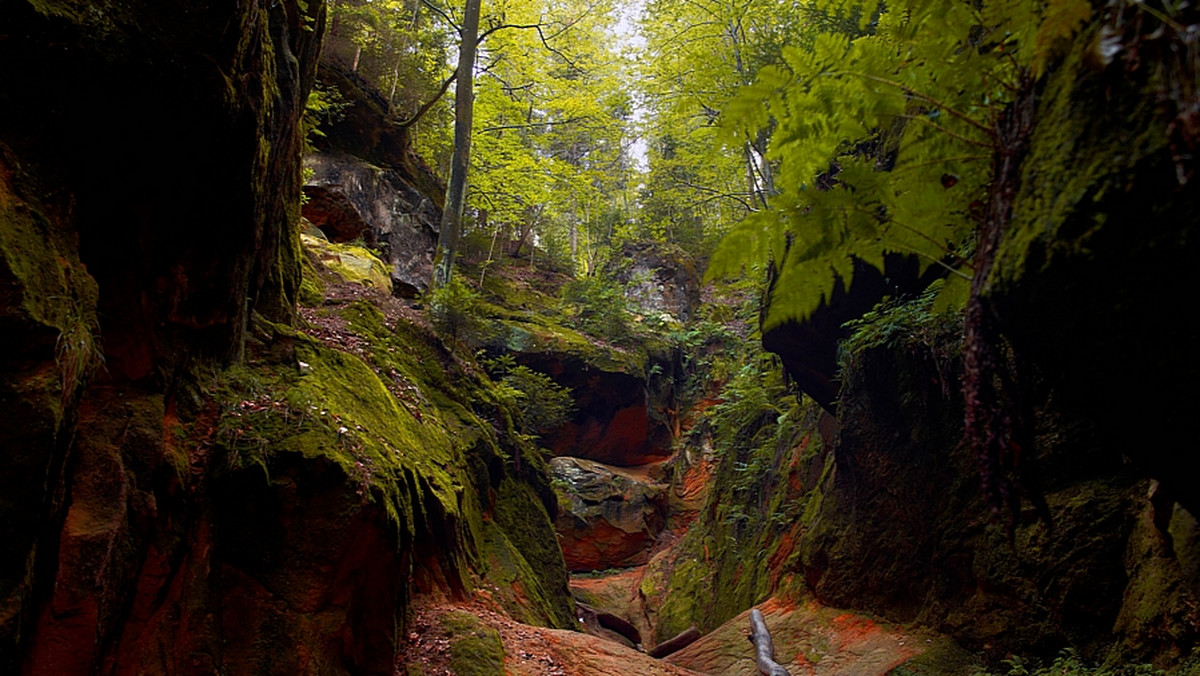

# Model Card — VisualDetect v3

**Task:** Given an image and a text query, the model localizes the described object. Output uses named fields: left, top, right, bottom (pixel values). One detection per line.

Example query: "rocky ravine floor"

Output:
left=396, top=590, right=975, bottom=675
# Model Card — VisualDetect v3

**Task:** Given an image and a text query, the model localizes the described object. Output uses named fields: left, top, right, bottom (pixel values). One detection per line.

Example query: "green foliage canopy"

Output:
left=703, top=0, right=1089, bottom=329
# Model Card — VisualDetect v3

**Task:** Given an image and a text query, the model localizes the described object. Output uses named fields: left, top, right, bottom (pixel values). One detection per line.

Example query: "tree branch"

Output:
left=419, top=0, right=459, bottom=33
left=896, top=114, right=995, bottom=149
left=749, top=609, right=792, bottom=676
left=851, top=72, right=997, bottom=137
left=478, top=116, right=595, bottom=133
left=397, top=71, right=457, bottom=128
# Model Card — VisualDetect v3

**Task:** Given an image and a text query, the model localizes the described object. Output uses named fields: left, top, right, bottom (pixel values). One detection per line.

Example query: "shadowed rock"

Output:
left=649, top=626, right=701, bottom=659
left=551, top=457, right=668, bottom=572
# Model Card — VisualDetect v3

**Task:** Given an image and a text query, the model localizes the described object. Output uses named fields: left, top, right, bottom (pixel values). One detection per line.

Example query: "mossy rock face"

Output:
left=987, top=21, right=1200, bottom=515
left=0, top=144, right=101, bottom=665
left=797, top=318, right=1150, bottom=661
left=490, top=478, right=575, bottom=629
left=636, top=397, right=828, bottom=645
left=202, top=310, right=573, bottom=670
left=298, top=246, right=327, bottom=307
left=0, top=0, right=325, bottom=379
left=301, top=234, right=393, bottom=293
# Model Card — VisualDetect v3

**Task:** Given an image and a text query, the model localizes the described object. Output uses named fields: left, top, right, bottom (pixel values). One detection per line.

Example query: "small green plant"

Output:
left=429, top=275, right=488, bottom=342
left=482, top=354, right=574, bottom=435
left=54, top=298, right=104, bottom=407
left=971, top=649, right=1167, bottom=676
left=560, top=274, right=632, bottom=344
left=301, top=81, right=348, bottom=155
left=837, top=281, right=963, bottom=387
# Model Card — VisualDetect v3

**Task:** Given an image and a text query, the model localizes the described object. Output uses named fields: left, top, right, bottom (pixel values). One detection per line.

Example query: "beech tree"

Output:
left=432, top=0, right=482, bottom=291
left=467, top=0, right=632, bottom=273
left=631, top=0, right=807, bottom=256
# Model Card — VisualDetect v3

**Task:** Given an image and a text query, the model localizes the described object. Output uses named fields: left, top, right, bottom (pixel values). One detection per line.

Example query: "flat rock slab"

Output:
left=666, top=597, right=933, bottom=676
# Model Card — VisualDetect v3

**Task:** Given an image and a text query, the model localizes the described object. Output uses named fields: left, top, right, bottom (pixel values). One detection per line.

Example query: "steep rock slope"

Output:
left=0, top=3, right=574, bottom=673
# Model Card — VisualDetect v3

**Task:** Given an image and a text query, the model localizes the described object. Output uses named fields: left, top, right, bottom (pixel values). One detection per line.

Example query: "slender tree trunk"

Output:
left=431, top=0, right=482, bottom=291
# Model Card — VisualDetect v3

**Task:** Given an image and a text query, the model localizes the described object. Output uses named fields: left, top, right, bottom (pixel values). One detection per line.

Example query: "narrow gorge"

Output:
left=1, top=1, right=1197, bottom=675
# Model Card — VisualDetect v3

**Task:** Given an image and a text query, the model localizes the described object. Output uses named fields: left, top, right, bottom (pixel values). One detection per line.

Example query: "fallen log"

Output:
left=648, top=626, right=701, bottom=658
left=748, top=608, right=792, bottom=676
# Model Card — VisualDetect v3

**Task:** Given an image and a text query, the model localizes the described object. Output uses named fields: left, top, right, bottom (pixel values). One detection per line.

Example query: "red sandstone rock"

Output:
left=551, top=457, right=669, bottom=572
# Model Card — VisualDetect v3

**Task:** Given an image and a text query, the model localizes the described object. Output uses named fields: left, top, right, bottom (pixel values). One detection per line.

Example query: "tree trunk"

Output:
left=431, top=0, right=482, bottom=291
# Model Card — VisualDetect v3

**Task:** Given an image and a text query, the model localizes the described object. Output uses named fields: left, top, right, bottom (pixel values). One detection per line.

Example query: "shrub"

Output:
left=429, top=276, right=488, bottom=342
left=560, top=274, right=632, bottom=344
left=483, top=354, right=574, bottom=435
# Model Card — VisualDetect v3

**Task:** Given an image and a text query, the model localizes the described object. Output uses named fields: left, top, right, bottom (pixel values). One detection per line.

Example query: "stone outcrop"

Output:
left=551, top=457, right=669, bottom=572
left=799, top=320, right=1156, bottom=659
left=299, top=57, right=446, bottom=299
left=311, top=59, right=445, bottom=205
left=612, top=242, right=701, bottom=323
left=761, top=255, right=935, bottom=411
left=490, top=322, right=673, bottom=467
left=0, top=3, right=575, bottom=674
left=303, top=151, right=440, bottom=297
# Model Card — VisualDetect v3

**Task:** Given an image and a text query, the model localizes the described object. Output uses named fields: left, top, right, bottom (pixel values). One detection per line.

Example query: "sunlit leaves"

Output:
left=704, top=0, right=1059, bottom=325
left=466, top=0, right=633, bottom=271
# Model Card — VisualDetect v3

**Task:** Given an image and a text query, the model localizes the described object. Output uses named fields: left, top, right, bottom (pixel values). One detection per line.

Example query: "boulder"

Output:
left=300, top=234, right=393, bottom=293
left=303, top=152, right=439, bottom=297
left=551, top=457, right=669, bottom=572
left=612, top=242, right=700, bottom=323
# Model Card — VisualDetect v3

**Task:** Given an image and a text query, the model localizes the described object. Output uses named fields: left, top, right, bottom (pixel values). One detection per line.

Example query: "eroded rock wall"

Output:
left=0, top=3, right=572, bottom=673
left=0, top=1, right=328, bottom=669
left=655, top=18, right=1199, bottom=666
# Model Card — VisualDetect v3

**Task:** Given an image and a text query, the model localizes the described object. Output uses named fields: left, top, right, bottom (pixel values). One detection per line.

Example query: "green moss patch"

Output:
left=490, top=478, right=574, bottom=629
left=301, top=234, right=392, bottom=292
left=440, top=611, right=506, bottom=676
left=218, top=295, right=575, bottom=630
